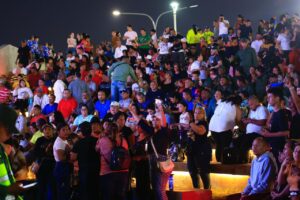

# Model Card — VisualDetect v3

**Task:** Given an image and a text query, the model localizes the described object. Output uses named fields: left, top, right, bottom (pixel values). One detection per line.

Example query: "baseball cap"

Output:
left=0, top=104, right=19, bottom=134
left=121, top=88, right=131, bottom=94
left=41, top=123, right=53, bottom=131
left=110, top=101, right=120, bottom=107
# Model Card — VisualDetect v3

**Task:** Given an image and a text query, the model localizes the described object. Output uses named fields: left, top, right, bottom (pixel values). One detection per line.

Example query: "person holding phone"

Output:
left=0, top=104, right=26, bottom=199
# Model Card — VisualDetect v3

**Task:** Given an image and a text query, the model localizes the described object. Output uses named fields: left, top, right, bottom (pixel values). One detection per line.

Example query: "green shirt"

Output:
left=108, top=61, right=138, bottom=82
left=138, top=34, right=151, bottom=49
left=30, top=130, right=43, bottom=144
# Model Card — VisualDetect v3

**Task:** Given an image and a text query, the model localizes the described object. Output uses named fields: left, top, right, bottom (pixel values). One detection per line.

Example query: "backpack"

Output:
left=106, top=137, right=131, bottom=171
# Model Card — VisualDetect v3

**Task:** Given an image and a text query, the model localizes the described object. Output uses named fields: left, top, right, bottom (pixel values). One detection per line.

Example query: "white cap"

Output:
left=110, top=101, right=120, bottom=107
left=181, top=38, right=187, bottom=42
left=146, top=55, right=152, bottom=60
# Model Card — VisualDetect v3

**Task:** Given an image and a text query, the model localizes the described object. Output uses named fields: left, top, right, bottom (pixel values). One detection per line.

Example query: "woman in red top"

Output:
left=96, top=122, right=129, bottom=200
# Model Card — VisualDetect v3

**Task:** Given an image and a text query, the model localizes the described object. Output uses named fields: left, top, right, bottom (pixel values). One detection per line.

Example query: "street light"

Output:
left=112, top=10, right=157, bottom=30
left=112, top=3, right=198, bottom=32
left=112, top=10, right=121, bottom=16
left=170, top=1, right=179, bottom=32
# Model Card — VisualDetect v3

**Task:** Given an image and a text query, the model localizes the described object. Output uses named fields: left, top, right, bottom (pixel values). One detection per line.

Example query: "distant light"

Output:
left=170, top=1, right=179, bottom=11
left=189, top=5, right=198, bottom=8
left=112, top=10, right=121, bottom=16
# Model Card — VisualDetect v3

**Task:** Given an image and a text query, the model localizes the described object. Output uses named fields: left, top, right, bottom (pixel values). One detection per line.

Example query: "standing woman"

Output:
left=67, top=32, right=77, bottom=55
left=13, top=79, right=33, bottom=112
left=96, top=122, right=129, bottom=200
left=209, top=95, right=242, bottom=163
left=187, top=106, right=212, bottom=189
left=53, top=123, right=72, bottom=200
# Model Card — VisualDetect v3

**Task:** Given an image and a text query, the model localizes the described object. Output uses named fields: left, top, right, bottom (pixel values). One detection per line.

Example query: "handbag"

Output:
left=150, top=138, right=174, bottom=173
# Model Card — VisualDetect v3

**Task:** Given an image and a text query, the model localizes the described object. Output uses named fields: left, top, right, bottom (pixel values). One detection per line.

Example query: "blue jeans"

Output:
left=111, top=80, right=126, bottom=102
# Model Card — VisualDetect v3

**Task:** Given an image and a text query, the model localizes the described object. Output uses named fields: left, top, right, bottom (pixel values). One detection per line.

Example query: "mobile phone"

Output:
left=21, top=182, right=37, bottom=189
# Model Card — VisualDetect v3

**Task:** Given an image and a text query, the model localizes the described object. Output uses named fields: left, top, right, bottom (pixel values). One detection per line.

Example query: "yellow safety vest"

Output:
left=0, top=145, right=22, bottom=200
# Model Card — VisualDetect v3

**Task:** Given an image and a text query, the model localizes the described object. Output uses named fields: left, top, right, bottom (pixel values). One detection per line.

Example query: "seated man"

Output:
left=228, top=137, right=276, bottom=200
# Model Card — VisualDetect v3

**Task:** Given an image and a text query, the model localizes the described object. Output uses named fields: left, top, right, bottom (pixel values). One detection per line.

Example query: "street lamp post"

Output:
left=112, top=3, right=198, bottom=32
left=170, top=1, right=179, bottom=32
left=113, top=10, right=157, bottom=30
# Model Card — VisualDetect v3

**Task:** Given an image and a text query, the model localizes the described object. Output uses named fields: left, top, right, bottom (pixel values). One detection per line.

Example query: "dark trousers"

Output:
left=238, top=133, right=260, bottom=163
left=212, top=130, right=232, bottom=163
left=16, top=99, right=28, bottom=112
left=100, top=172, right=128, bottom=200
left=150, top=158, right=171, bottom=200
left=37, top=166, right=56, bottom=200
left=187, top=155, right=210, bottom=189
left=135, top=160, right=151, bottom=200
left=79, top=169, right=99, bottom=200
left=53, top=162, right=72, bottom=200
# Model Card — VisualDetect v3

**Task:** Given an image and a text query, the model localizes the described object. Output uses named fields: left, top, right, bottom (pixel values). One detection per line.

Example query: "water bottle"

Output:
left=169, top=174, right=174, bottom=191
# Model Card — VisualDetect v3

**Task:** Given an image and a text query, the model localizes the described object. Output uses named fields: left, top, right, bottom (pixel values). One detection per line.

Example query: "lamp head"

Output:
left=112, top=10, right=121, bottom=16
left=170, top=1, right=179, bottom=11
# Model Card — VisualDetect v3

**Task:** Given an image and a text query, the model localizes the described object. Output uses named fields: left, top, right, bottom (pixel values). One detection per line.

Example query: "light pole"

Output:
left=170, top=1, right=179, bottom=32
left=112, top=4, right=198, bottom=32
left=113, top=10, right=157, bottom=30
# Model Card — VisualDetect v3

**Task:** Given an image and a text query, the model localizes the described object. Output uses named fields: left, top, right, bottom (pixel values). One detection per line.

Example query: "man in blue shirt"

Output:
left=42, top=94, right=58, bottom=116
left=94, top=90, right=111, bottom=121
left=68, top=72, right=91, bottom=104
left=228, top=137, right=276, bottom=200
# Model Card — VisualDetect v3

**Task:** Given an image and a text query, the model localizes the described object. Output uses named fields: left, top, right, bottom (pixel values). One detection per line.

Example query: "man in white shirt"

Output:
left=239, top=95, right=268, bottom=163
left=123, top=25, right=138, bottom=46
left=114, top=40, right=127, bottom=59
left=53, top=72, right=66, bottom=103
left=251, top=34, right=263, bottom=54
left=32, top=88, right=49, bottom=110
left=158, top=36, right=172, bottom=64
left=218, top=15, right=229, bottom=42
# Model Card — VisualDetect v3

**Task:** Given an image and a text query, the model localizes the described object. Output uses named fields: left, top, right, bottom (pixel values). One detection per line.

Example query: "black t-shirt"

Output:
left=291, top=113, right=300, bottom=139
left=138, top=120, right=170, bottom=156
left=34, top=136, right=55, bottom=163
left=72, top=136, right=100, bottom=171
left=270, top=109, right=290, bottom=133
left=34, top=136, right=55, bottom=173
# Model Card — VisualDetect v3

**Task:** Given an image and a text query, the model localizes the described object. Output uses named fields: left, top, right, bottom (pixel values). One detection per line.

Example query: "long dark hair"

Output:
left=222, top=95, right=242, bottom=106
left=105, top=122, right=119, bottom=143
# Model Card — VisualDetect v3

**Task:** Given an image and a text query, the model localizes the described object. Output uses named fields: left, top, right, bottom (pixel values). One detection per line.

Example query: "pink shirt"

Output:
left=96, top=136, right=128, bottom=176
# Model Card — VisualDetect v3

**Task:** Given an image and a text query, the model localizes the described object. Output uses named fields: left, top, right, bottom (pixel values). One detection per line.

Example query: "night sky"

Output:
left=1, top=0, right=299, bottom=51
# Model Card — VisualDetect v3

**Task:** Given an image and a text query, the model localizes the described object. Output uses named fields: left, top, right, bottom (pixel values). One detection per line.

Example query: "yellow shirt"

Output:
left=30, top=130, right=43, bottom=144
left=186, top=29, right=202, bottom=44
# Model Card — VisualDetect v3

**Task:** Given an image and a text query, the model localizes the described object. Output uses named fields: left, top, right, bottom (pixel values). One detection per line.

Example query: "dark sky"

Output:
left=1, top=0, right=299, bottom=50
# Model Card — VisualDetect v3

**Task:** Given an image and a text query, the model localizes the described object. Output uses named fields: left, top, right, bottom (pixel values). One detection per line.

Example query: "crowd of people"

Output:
left=1, top=12, right=300, bottom=200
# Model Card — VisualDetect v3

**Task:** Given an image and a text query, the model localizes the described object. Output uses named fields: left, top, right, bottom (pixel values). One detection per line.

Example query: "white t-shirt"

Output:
left=53, top=136, right=69, bottom=162
left=277, top=33, right=291, bottom=51
left=53, top=80, right=66, bottom=103
left=251, top=40, right=263, bottom=54
left=124, top=31, right=138, bottom=46
left=114, top=45, right=127, bottom=59
left=32, top=94, right=49, bottom=110
left=209, top=101, right=236, bottom=132
left=13, top=87, right=33, bottom=99
left=179, top=112, right=190, bottom=125
left=246, top=105, right=268, bottom=134
left=219, top=21, right=229, bottom=35
left=158, top=42, right=173, bottom=55
left=190, top=61, right=200, bottom=72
